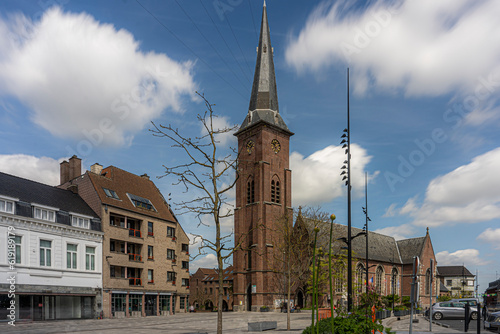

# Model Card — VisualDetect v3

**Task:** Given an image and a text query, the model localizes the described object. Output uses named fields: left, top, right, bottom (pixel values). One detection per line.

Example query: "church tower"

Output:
left=233, top=2, right=293, bottom=311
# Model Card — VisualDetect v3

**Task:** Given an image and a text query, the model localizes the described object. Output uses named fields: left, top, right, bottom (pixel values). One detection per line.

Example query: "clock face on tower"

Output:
left=246, top=140, right=255, bottom=154
left=271, top=139, right=281, bottom=153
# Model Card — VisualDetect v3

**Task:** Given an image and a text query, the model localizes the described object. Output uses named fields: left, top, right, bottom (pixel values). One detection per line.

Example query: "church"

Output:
left=229, top=2, right=439, bottom=312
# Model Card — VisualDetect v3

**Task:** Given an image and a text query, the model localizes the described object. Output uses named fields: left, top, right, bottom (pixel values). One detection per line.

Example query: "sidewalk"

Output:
left=382, top=314, right=464, bottom=334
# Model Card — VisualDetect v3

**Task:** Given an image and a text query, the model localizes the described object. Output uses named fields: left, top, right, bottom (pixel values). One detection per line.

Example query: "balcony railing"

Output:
left=129, top=277, right=142, bottom=286
left=129, top=228, right=141, bottom=238
left=129, top=253, right=142, bottom=262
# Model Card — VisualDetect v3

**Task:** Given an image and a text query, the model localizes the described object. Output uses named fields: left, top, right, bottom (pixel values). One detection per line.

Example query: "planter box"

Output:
left=260, top=307, right=269, bottom=312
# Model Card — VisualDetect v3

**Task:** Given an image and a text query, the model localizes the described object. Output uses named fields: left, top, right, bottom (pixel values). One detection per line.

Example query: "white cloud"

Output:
left=374, top=224, right=415, bottom=241
left=285, top=0, right=500, bottom=102
left=436, top=249, right=488, bottom=266
left=0, top=154, right=62, bottom=186
left=290, top=144, right=378, bottom=206
left=382, top=203, right=397, bottom=217
left=0, top=7, right=196, bottom=146
left=399, top=147, right=500, bottom=226
left=477, top=228, right=500, bottom=250
left=189, top=253, right=218, bottom=273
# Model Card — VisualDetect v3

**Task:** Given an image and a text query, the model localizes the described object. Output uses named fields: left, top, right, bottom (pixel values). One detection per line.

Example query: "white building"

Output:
left=0, top=172, right=103, bottom=322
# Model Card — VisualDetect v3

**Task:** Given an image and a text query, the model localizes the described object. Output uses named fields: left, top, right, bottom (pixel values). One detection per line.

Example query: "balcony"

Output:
left=129, top=277, right=142, bottom=286
left=129, top=253, right=142, bottom=262
left=129, top=228, right=141, bottom=238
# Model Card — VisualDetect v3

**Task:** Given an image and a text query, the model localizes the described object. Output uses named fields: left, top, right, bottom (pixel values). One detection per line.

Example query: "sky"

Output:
left=0, top=0, right=499, bottom=294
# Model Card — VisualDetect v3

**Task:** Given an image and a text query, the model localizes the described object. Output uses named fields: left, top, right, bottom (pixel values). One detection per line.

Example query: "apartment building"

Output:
left=437, top=265, right=475, bottom=298
left=59, top=156, right=190, bottom=318
left=0, top=172, right=103, bottom=321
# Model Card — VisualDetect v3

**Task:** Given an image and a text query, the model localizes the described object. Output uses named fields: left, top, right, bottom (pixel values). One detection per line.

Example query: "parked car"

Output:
left=484, top=311, right=500, bottom=331
left=451, top=298, right=479, bottom=307
left=431, top=302, right=478, bottom=320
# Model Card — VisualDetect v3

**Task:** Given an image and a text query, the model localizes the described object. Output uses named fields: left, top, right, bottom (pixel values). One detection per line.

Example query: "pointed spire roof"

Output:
left=235, top=3, right=292, bottom=136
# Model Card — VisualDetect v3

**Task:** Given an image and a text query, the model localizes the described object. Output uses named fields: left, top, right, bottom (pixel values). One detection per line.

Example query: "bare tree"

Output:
left=151, top=92, right=243, bottom=334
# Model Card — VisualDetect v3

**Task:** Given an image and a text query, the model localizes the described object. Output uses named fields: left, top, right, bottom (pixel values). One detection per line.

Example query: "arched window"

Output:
left=271, top=177, right=281, bottom=203
left=335, top=263, right=345, bottom=293
left=356, top=263, right=365, bottom=292
left=376, top=266, right=384, bottom=294
left=247, top=178, right=255, bottom=204
left=391, top=267, right=398, bottom=296
left=425, top=268, right=431, bottom=295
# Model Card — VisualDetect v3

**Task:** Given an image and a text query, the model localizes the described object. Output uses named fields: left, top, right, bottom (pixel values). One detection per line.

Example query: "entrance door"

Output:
left=145, top=295, right=157, bottom=316
left=44, top=296, right=55, bottom=320
left=297, top=290, right=304, bottom=308
left=247, top=285, right=252, bottom=311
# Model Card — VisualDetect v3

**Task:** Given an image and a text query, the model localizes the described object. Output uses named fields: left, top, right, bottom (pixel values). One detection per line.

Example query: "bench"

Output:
left=248, top=321, right=278, bottom=331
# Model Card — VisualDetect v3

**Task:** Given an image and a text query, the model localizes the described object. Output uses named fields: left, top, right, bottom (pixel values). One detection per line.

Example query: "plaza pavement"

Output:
left=0, top=311, right=471, bottom=334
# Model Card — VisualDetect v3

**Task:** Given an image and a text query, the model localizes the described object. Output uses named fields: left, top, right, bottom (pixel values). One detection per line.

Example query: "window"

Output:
left=210, top=288, right=213, bottom=294
left=127, top=243, right=142, bottom=261
left=34, top=207, right=55, bottom=222
left=110, top=239, right=125, bottom=253
left=148, top=269, right=154, bottom=283
left=110, top=265, right=125, bottom=278
left=129, top=294, right=141, bottom=311
left=271, top=178, right=280, bottom=203
left=8, top=236, right=22, bottom=264
left=182, top=243, right=189, bottom=253
left=40, top=240, right=52, bottom=267
left=182, top=261, right=189, bottom=270
left=182, top=278, right=189, bottom=287
left=167, top=249, right=175, bottom=260
left=180, top=296, right=185, bottom=310
left=148, top=245, right=154, bottom=260
left=86, top=246, right=95, bottom=270
left=167, top=226, right=175, bottom=238
left=160, top=295, right=170, bottom=312
left=71, top=215, right=90, bottom=229
left=425, top=269, right=431, bottom=295
left=0, top=198, right=14, bottom=213
left=110, top=214, right=125, bottom=228
left=111, top=294, right=126, bottom=313
left=446, top=279, right=452, bottom=286
left=335, top=264, right=345, bottom=293
left=167, top=271, right=176, bottom=283
left=127, top=218, right=141, bottom=238
left=127, top=193, right=156, bottom=211
left=376, top=266, right=384, bottom=294
left=148, top=222, right=154, bottom=236
left=391, top=268, right=399, bottom=295
left=356, top=263, right=365, bottom=292
left=247, top=179, right=255, bottom=203
left=103, top=188, right=119, bottom=200
left=67, top=244, right=77, bottom=269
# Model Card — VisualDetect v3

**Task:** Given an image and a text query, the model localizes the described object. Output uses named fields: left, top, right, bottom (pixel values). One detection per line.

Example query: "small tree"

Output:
left=151, top=93, right=243, bottom=334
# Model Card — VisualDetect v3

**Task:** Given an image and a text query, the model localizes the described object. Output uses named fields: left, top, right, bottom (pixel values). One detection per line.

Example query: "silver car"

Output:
left=431, top=301, right=478, bottom=320
left=484, top=311, right=500, bottom=331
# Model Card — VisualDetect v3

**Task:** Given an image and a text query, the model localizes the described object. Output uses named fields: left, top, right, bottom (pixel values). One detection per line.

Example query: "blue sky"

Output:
left=1, top=0, right=499, bottom=293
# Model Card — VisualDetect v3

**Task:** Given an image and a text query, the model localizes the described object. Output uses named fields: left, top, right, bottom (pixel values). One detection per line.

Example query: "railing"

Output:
left=148, top=231, right=154, bottom=236
left=129, top=253, right=142, bottom=261
left=129, top=228, right=141, bottom=238
left=129, top=277, right=142, bottom=286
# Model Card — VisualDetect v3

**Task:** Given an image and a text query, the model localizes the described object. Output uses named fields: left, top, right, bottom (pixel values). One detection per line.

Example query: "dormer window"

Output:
left=33, top=205, right=56, bottom=222
left=127, top=193, right=156, bottom=211
left=0, top=196, right=16, bottom=214
left=103, top=188, right=120, bottom=200
left=71, top=213, right=91, bottom=229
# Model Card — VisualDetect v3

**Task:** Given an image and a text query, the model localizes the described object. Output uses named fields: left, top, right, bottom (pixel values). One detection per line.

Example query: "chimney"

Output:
left=141, top=173, right=150, bottom=180
left=91, top=163, right=103, bottom=175
left=68, top=155, right=82, bottom=181
left=60, top=160, right=70, bottom=185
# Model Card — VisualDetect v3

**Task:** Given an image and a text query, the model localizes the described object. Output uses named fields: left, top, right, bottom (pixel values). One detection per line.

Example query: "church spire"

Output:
left=249, top=3, right=278, bottom=112
left=236, top=3, right=292, bottom=135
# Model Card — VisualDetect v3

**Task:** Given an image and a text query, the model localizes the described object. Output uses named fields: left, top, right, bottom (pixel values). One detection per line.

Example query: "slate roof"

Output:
left=440, top=282, right=449, bottom=292
left=299, top=218, right=404, bottom=264
left=437, top=266, right=474, bottom=277
left=87, top=166, right=177, bottom=222
left=0, top=172, right=100, bottom=230
left=235, top=3, right=292, bottom=136
left=397, top=237, right=427, bottom=264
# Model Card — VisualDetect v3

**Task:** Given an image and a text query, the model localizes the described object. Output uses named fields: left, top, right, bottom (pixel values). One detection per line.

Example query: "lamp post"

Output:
left=340, top=68, right=354, bottom=312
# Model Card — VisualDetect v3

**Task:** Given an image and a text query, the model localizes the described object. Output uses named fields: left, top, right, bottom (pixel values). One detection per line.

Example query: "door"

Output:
left=247, top=285, right=252, bottom=311
left=145, top=295, right=157, bottom=316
